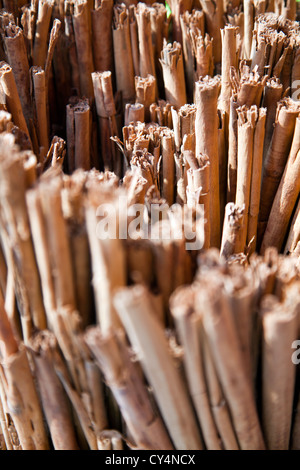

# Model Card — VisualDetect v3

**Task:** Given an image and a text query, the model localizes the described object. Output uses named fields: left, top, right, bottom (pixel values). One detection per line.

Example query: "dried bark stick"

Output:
left=32, top=0, right=53, bottom=67
left=235, top=105, right=256, bottom=250
left=258, top=98, right=300, bottom=245
left=0, top=295, right=49, bottom=449
left=0, top=62, right=29, bottom=138
left=85, top=186, right=126, bottom=334
left=114, top=285, right=203, bottom=450
left=260, top=116, right=300, bottom=253
left=247, top=107, right=266, bottom=251
left=0, top=135, right=47, bottom=338
left=220, top=203, right=245, bottom=257
left=4, top=24, right=32, bottom=129
left=91, top=0, right=114, bottom=74
left=170, top=286, right=222, bottom=450
left=72, top=0, right=94, bottom=102
left=85, top=327, right=173, bottom=450
left=195, top=76, right=221, bottom=247
left=92, top=71, right=120, bottom=172
left=261, top=293, right=299, bottom=449
left=284, top=198, right=300, bottom=254
left=29, top=330, right=79, bottom=450
left=113, top=4, right=135, bottom=105
left=135, top=75, right=156, bottom=122
left=201, top=327, right=239, bottom=450
left=31, top=66, right=49, bottom=160
left=197, top=277, right=265, bottom=450
left=66, top=98, right=91, bottom=172
left=160, top=41, right=187, bottom=109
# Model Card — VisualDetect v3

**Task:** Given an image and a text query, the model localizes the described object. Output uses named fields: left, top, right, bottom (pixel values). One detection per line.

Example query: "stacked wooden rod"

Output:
left=0, top=0, right=299, bottom=451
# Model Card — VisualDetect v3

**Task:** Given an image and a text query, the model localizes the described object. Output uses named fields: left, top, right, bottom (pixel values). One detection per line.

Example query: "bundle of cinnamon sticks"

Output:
left=0, top=0, right=299, bottom=451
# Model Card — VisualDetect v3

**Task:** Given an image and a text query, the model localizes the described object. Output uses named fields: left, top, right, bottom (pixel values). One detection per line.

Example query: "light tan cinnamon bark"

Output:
left=220, top=202, right=245, bottom=257
left=0, top=295, right=49, bottom=449
left=32, top=0, right=53, bottom=67
left=170, top=286, right=222, bottom=450
left=160, top=41, right=187, bottom=109
left=65, top=2, right=80, bottom=95
left=61, top=173, right=92, bottom=329
left=4, top=23, right=32, bottom=130
left=218, top=109, right=226, bottom=224
left=201, top=327, right=239, bottom=450
left=114, top=284, right=203, bottom=450
left=195, top=76, right=221, bottom=247
left=136, top=3, right=156, bottom=82
left=113, top=4, right=135, bottom=105
left=91, top=0, right=114, bottom=73
left=284, top=198, right=300, bottom=254
left=258, top=98, right=300, bottom=245
left=128, top=5, right=140, bottom=77
left=125, top=103, right=145, bottom=125
left=51, top=342, right=98, bottom=450
left=85, top=327, right=173, bottom=450
left=262, top=77, right=283, bottom=161
left=85, top=185, right=126, bottom=334
left=38, top=176, right=77, bottom=311
left=186, top=152, right=210, bottom=248
left=171, top=104, right=196, bottom=152
left=26, top=187, right=56, bottom=330
left=169, top=0, right=193, bottom=44
left=29, top=330, right=79, bottom=450
left=243, top=0, right=254, bottom=59
left=72, top=0, right=94, bottom=102
left=193, top=33, right=214, bottom=79
left=199, top=0, right=224, bottom=65
left=92, top=71, right=120, bottom=173
left=180, top=9, right=205, bottom=100
left=66, top=97, right=91, bottom=172
left=261, top=293, right=298, bottom=449
left=219, top=26, right=239, bottom=119
left=149, top=3, right=169, bottom=94
left=227, top=67, right=268, bottom=204
left=135, top=75, right=156, bottom=122
left=161, top=128, right=175, bottom=206
left=44, top=18, right=61, bottom=87
left=260, top=117, right=300, bottom=253
left=247, top=107, right=266, bottom=252
left=0, top=62, right=29, bottom=138
left=235, top=105, right=257, bottom=250
left=31, top=66, right=49, bottom=161
left=0, top=135, right=47, bottom=338
left=227, top=95, right=239, bottom=203
left=197, top=276, right=265, bottom=450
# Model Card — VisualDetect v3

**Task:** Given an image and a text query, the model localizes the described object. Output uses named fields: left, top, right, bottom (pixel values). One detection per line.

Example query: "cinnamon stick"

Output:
left=170, top=286, right=222, bottom=450
left=260, top=117, right=300, bottom=253
left=29, top=330, right=79, bottom=450
left=32, top=0, right=53, bottom=68
left=114, top=284, right=203, bottom=450
left=258, top=98, right=300, bottom=244
left=31, top=66, right=49, bottom=161
left=0, top=61, right=29, bottom=138
left=4, top=23, right=32, bottom=130
left=284, top=198, right=300, bottom=254
left=91, top=0, right=114, bottom=74
left=195, top=76, right=221, bottom=247
left=160, top=41, right=187, bottom=109
left=85, top=327, right=173, bottom=450
left=113, top=4, right=135, bottom=105
left=261, top=293, right=298, bottom=449
left=72, top=0, right=94, bottom=102
left=197, top=276, right=265, bottom=449
left=220, top=202, right=245, bottom=257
